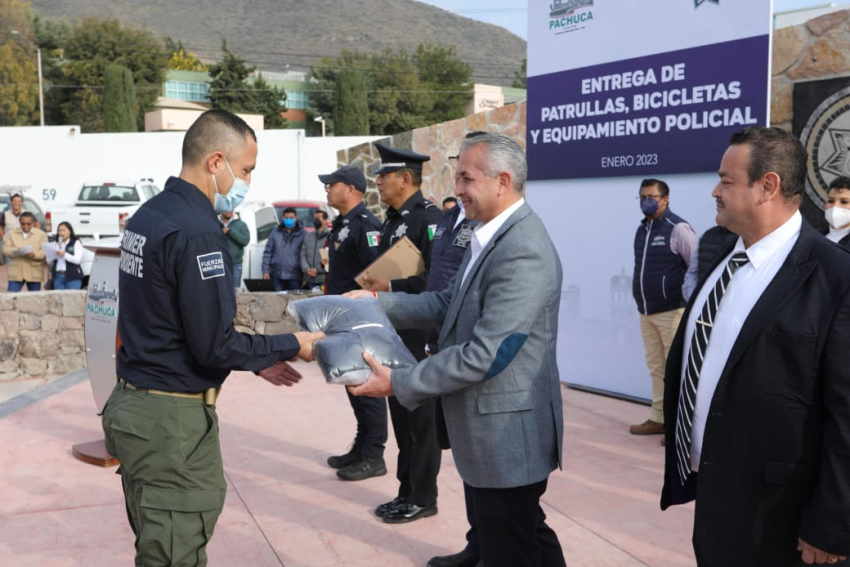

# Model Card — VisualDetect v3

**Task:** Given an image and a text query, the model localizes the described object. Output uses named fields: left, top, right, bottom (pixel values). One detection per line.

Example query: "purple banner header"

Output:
left=527, top=35, right=770, bottom=180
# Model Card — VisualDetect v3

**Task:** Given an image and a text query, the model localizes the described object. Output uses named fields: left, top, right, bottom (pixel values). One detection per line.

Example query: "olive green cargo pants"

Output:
left=102, top=381, right=226, bottom=567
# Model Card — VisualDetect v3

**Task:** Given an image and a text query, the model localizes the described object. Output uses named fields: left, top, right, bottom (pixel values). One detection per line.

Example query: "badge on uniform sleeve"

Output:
left=367, top=231, right=380, bottom=247
left=197, top=252, right=225, bottom=280
left=427, top=224, right=437, bottom=240
left=453, top=224, right=473, bottom=248
left=433, top=227, right=447, bottom=240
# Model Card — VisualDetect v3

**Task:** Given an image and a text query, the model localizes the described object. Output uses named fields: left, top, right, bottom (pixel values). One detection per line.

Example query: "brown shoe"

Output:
left=630, top=419, right=664, bottom=435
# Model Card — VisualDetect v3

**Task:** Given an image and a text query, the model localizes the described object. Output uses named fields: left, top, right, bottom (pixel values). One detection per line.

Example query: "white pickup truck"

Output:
left=48, top=180, right=161, bottom=277
left=47, top=180, right=161, bottom=239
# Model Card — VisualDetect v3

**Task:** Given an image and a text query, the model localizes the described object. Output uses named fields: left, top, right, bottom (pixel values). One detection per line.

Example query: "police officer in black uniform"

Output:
left=101, top=109, right=323, bottom=567
left=364, top=143, right=444, bottom=524
left=320, top=165, right=388, bottom=481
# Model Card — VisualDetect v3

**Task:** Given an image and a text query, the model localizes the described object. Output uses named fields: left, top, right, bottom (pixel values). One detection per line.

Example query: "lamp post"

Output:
left=314, top=116, right=325, bottom=137
left=10, top=30, right=44, bottom=126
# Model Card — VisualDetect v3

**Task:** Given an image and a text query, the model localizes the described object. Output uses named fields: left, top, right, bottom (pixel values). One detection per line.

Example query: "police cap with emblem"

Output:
left=318, top=165, right=367, bottom=192
left=374, top=143, right=430, bottom=174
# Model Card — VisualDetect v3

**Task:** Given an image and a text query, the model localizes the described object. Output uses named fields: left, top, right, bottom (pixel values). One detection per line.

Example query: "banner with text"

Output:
left=527, top=1, right=772, bottom=180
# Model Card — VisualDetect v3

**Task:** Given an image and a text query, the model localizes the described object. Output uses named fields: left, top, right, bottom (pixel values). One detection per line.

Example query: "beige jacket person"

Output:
left=3, top=227, right=48, bottom=282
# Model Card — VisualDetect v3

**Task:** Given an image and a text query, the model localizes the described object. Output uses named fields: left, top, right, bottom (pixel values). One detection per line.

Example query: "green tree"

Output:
left=208, top=43, right=287, bottom=129
left=59, top=18, right=168, bottom=132
left=334, top=69, right=369, bottom=135
left=103, top=64, right=137, bottom=132
left=308, top=50, right=372, bottom=136
left=251, top=73, right=287, bottom=130
left=413, top=43, right=472, bottom=124
left=207, top=41, right=255, bottom=112
left=511, top=58, right=527, bottom=89
left=33, top=16, right=71, bottom=126
left=368, top=48, right=431, bottom=135
left=0, top=0, right=39, bottom=125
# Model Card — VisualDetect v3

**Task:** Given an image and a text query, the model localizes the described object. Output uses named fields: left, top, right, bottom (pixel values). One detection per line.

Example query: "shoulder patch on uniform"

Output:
left=427, top=224, right=437, bottom=240
left=197, top=252, right=226, bottom=280
left=366, top=231, right=380, bottom=247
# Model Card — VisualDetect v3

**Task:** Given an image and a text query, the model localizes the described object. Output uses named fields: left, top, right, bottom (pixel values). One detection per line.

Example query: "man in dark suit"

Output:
left=661, top=126, right=850, bottom=566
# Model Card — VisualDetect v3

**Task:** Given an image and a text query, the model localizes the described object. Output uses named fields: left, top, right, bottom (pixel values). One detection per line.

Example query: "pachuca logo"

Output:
left=800, top=85, right=850, bottom=207
left=549, top=0, right=594, bottom=33
left=86, top=280, right=118, bottom=318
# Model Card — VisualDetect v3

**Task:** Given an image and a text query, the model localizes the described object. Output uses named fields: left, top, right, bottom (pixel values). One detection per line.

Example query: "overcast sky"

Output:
left=418, top=0, right=848, bottom=40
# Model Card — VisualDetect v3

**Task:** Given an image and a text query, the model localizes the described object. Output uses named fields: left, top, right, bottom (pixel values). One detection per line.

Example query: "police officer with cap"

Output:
left=320, top=165, right=388, bottom=481
left=102, top=108, right=324, bottom=566
left=367, top=143, right=443, bottom=524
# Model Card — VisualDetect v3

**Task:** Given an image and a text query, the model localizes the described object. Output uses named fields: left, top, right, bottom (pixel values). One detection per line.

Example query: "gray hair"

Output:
left=461, top=133, right=527, bottom=195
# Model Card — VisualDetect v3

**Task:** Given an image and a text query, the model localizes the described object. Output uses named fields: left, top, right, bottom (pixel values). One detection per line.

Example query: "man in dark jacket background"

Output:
left=262, top=207, right=305, bottom=290
left=631, top=178, right=696, bottom=437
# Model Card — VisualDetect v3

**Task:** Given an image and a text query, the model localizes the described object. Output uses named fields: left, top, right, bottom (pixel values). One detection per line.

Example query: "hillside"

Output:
left=30, top=0, right=526, bottom=86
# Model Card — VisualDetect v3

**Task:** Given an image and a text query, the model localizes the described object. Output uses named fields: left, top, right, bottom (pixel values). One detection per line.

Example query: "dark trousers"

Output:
left=468, top=479, right=566, bottom=567
left=388, top=395, right=441, bottom=506
left=345, top=388, right=387, bottom=458
left=463, top=481, right=481, bottom=556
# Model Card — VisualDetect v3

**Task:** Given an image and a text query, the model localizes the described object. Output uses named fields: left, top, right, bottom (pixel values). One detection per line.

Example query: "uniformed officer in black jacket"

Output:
left=364, top=143, right=444, bottom=524
left=101, top=109, right=323, bottom=567
left=320, top=165, right=388, bottom=481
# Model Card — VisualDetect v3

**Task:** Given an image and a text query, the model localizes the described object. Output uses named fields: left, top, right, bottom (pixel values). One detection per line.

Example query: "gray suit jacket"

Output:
left=380, top=202, right=564, bottom=489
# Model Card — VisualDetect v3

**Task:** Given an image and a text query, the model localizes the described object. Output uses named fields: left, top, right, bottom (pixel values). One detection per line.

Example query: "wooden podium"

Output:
left=72, top=242, right=122, bottom=467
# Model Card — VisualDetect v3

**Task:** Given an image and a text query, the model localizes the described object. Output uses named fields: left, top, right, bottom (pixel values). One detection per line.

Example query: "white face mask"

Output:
left=212, top=157, right=250, bottom=213
left=826, top=206, right=850, bottom=230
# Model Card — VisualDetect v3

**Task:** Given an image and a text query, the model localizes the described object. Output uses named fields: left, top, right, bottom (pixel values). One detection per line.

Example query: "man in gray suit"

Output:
left=349, top=133, right=566, bottom=566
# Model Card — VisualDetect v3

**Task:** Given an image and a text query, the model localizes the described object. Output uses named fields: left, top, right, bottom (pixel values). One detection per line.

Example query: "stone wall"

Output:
left=771, top=9, right=850, bottom=130
left=0, top=291, right=87, bottom=382
left=0, top=290, right=311, bottom=384
left=336, top=102, right=526, bottom=219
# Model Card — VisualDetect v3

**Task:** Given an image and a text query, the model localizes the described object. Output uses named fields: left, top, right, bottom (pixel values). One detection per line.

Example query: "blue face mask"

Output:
left=212, top=157, right=249, bottom=213
left=640, top=198, right=659, bottom=217
left=282, top=218, right=296, bottom=229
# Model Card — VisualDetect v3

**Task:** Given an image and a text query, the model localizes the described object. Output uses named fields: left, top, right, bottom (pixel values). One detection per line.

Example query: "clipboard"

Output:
left=355, top=235, right=424, bottom=290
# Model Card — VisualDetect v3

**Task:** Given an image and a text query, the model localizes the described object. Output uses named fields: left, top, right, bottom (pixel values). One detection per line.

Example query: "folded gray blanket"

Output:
left=287, top=296, right=418, bottom=385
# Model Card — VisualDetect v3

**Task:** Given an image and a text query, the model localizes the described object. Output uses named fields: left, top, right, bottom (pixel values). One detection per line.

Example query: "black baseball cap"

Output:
left=318, top=165, right=367, bottom=192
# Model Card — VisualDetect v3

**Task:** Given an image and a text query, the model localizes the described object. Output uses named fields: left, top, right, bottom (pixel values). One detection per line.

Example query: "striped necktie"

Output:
left=675, top=251, right=750, bottom=484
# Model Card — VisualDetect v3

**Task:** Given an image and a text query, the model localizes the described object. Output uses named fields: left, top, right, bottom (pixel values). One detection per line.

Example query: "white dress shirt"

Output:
left=461, top=198, right=524, bottom=286
left=682, top=211, right=802, bottom=471
left=55, top=238, right=84, bottom=273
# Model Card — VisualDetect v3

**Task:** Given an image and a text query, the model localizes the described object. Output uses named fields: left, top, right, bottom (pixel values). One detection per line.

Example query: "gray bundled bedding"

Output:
left=287, top=296, right=418, bottom=385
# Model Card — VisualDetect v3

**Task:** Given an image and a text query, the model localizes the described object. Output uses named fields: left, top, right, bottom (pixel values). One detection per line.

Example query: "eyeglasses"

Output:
left=636, top=195, right=664, bottom=201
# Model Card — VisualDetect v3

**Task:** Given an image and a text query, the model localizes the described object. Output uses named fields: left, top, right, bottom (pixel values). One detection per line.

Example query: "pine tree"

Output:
left=103, top=64, right=137, bottom=132
left=334, top=70, right=369, bottom=135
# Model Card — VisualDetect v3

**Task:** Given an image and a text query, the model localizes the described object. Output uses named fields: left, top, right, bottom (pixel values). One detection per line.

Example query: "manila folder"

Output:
left=355, top=236, right=424, bottom=290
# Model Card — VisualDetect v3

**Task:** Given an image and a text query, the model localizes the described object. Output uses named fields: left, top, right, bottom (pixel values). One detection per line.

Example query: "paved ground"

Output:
left=0, top=364, right=696, bottom=567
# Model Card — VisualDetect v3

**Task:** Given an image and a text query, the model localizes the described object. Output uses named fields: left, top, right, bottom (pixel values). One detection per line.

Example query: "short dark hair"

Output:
left=314, top=209, right=328, bottom=220
left=728, top=127, right=806, bottom=202
left=395, top=168, right=422, bottom=187
left=282, top=207, right=297, bottom=216
left=19, top=212, right=36, bottom=223
left=10, top=193, right=23, bottom=203
left=442, top=196, right=457, bottom=206
left=182, top=109, right=257, bottom=166
left=640, top=178, right=669, bottom=197
left=829, top=176, right=850, bottom=192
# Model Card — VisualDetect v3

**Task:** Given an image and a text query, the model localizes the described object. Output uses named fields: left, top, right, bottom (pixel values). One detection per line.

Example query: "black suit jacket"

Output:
left=660, top=221, right=850, bottom=566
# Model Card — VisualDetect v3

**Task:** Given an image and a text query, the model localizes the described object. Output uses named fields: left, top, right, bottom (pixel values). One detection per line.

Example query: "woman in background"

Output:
left=53, top=221, right=84, bottom=290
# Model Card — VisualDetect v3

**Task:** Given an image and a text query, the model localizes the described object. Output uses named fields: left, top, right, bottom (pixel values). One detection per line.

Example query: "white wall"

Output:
left=0, top=126, right=379, bottom=210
